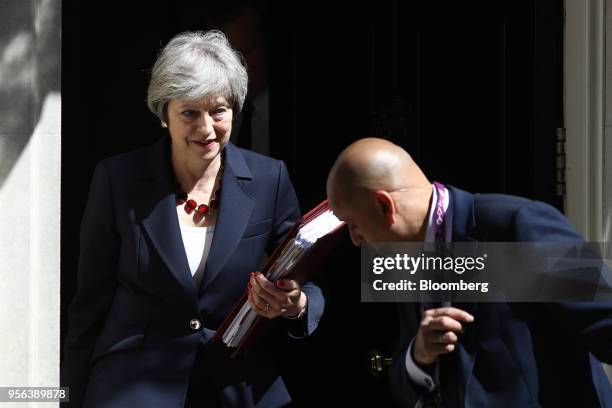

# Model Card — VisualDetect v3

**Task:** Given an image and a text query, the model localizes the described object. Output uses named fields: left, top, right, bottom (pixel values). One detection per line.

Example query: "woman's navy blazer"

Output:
left=61, top=136, right=324, bottom=407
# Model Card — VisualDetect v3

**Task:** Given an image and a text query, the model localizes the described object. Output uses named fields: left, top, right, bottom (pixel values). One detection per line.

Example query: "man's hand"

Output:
left=413, top=307, right=474, bottom=366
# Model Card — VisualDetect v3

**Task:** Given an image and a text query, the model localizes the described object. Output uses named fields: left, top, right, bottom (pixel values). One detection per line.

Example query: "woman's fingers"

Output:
left=250, top=273, right=283, bottom=309
left=276, top=279, right=300, bottom=291
left=252, top=273, right=293, bottom=302
left=248, top=286, right=286, bottom=318
left=248, top=288, right=264, bottom=311
left=251, top=273, right=302, bottom=304
left=248, top=273, right=306, bottom=318
left=249, top=281, right=281, bottom=313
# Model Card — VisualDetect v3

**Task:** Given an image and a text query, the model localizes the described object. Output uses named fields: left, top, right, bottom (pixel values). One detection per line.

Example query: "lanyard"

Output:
left=432, top=181, right=452, bottom=307
left=432, top=181, right=447, bottom=243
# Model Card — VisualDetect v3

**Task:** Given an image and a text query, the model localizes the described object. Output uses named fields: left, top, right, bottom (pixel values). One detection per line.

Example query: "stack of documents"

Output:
left=220, top=204, right=344, bottom=348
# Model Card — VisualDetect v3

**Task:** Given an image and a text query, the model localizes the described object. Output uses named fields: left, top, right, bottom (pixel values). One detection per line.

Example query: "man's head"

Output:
left=326, top=138, right=433, bottom=245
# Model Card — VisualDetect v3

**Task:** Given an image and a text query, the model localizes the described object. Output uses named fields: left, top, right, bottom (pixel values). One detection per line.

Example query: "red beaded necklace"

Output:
left=175, top=164, right=223, bottom=217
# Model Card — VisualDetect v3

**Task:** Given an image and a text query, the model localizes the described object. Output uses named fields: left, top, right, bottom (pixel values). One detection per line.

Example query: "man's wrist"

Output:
left=405, top=339, right=438, bottom=391
left=411, top=344, right=437, bottom=376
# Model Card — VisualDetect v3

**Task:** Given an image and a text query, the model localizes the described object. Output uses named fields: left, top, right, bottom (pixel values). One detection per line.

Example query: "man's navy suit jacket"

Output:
left=60, top=137, right=324, bottom=407
left=390, top=185, right=612, bottom=407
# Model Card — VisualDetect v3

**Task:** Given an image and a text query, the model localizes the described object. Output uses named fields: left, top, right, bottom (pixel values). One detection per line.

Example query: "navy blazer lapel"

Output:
left=136, top=137, right=198, bottom=303
left=200, top=143, right=255, bottom=294
left=448, top=185, right=477, bottom=243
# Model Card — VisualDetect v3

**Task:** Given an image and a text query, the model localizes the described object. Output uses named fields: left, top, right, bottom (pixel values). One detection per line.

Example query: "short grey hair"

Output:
left=147, top=30, right=248, bottom=120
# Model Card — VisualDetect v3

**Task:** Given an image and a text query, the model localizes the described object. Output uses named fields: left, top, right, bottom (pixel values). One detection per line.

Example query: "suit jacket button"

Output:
left=189, top=318, right=202, bottom=330
left=425, top=378, right=433, bottom=388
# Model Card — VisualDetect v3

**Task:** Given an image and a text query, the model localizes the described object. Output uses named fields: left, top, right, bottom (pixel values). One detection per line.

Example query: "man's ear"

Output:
left=374, top=190, right=396, bottom=226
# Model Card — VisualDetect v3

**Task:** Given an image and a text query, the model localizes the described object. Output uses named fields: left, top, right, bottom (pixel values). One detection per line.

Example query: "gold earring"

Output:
left=161, top=121, right=168, bottom=128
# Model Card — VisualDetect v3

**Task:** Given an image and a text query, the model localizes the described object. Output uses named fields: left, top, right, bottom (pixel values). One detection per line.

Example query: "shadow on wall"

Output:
left=0, top=0, right=60, bottom=189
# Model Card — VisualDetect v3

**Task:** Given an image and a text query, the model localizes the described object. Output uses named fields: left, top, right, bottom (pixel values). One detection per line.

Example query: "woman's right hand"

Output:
left=247, top=272, right=306, bottom=319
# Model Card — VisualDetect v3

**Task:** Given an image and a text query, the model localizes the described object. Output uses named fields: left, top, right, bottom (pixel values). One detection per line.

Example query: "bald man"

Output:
left=327, top=138, right=612, bottom=407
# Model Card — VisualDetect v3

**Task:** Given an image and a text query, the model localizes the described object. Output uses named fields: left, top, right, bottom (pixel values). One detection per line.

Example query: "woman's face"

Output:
left=166, top=96, right=233, bottom=164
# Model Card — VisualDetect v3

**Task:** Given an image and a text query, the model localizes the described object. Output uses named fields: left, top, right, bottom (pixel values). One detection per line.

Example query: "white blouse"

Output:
left=178, top=224, right=215, bottom=288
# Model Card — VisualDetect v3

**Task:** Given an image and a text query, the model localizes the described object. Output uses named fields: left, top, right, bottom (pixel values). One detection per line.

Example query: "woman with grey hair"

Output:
left=61, top=31, right=324, bottom=408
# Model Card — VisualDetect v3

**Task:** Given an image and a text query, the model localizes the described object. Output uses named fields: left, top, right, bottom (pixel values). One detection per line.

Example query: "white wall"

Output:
left=0, top=0, right=61, bottom=405
left=605, top=0, right=612, bottom=247
left=605, top=0, right=612, bottom=382
left=565, top=0, right=604, bottom=240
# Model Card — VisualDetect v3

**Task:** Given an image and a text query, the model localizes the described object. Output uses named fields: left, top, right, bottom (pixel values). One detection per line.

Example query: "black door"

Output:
left=61, top=1, right=563, bottom=406
left=268, top=1, right=563, bottom=406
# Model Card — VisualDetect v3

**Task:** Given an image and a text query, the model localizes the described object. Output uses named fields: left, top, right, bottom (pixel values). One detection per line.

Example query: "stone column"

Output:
left=605, top=0, right=612, bottom=245
left=0, top=0, right=61, bottom=405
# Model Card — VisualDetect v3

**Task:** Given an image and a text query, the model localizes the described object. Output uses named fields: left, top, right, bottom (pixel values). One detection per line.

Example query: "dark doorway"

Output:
left=61, top=1, right=563, bottom=406
left=271, top=0, right=564, bottom=211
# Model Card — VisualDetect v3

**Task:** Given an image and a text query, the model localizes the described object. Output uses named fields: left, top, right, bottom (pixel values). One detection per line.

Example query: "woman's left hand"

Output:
left=247, top=272, right=307, bottom=319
